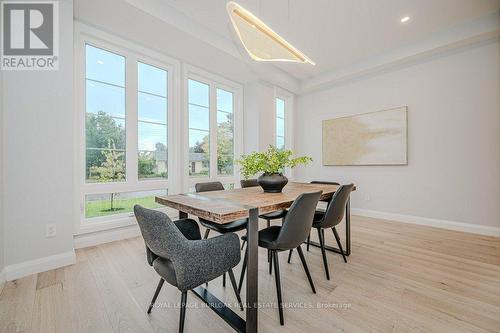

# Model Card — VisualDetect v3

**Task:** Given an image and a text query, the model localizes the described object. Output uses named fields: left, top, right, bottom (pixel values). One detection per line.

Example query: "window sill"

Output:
left=76, top=206, right=177, bottom=235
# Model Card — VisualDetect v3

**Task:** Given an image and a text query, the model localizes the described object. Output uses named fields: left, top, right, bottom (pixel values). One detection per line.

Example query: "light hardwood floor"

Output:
left=1, top=215, right=499, bottom=333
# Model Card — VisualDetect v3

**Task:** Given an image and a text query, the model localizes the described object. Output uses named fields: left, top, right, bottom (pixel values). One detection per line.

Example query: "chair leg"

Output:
left=203, top=229, right=212, bottom=286
left=272, top=251, right=284, bottom=325
left=238, top=246, right=248, bottom=293
left=179, top=291, right=188, bottom=333
left=241, top=239, right=246, bottom=250
left=147, top=278, right=165, bottom=314
left=269, top=252, right=273, bottom=275
left=318, top=228, right=330, bottom=280
left=227, top=269, right=244, bottom=311
left=307, top=233, right=311, bottom=251
left=332, top=227, right=347, bottom=263
left=267, top=219, right=271, bottom=228
left=287, top=249, right=293, bottom=263
left=296, top=245, right=316, bottom=293
left=222, top=272, right=226, bottom=287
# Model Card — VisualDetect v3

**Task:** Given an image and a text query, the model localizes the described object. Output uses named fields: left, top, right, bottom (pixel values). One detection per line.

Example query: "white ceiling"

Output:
left=163, top=0, right=499, bottom=81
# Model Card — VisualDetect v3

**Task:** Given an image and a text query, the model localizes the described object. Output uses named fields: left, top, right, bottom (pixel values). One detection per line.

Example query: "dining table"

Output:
left=155, top=181, right=355, bottom=333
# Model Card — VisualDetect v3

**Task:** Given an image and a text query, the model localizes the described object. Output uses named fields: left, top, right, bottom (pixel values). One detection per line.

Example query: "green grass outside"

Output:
left=189, top=171, right=209, bottom=177
left=85, top=195, right=162, bottom=218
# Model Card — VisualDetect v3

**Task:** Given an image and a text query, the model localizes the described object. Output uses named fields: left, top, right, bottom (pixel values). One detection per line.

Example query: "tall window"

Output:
left=188, top=79, right=210, bottom=177
left=187, top=73, right=239, bottom=188
left=83, top=43, right=171, bottom=222
left=138, top=62, right=168, bottom=180
left=276, top=97, right=285, bottom=150
left=217, top=88, right=234, bottom=175
left=79, top=32, right=242, bottom=228
left=85, top=45, right=126, bottom=183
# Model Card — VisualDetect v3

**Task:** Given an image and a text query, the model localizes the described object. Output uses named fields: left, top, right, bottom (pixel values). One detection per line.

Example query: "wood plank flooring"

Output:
left=1, top=215, right=499, bottom=333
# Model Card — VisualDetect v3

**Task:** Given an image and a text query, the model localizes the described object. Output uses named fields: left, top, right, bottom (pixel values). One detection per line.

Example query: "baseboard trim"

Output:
left=351, top=208, right=500, bottom=237
left=74, top=224, right=141, bottom=249
left=5, top=251, right=76, bottom=281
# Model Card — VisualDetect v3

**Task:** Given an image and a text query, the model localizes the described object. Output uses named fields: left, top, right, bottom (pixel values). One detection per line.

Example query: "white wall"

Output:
left=243, top=82, right=277, bottom=154
left=0, top=67, right=4, bottom=283
left=294, top=39, right=500, bottom=228
left=243, top=82, right=261, bottom=154
left=2, top=0, right=75, bottom=274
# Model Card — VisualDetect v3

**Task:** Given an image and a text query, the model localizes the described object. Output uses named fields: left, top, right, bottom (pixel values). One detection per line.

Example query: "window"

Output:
left=78, top=28, right=241, bottom=231
left=188, top=79, right=238, bottom=178
left=81, top=40, right=173, bottom=224
left=138, top=62, right=168, bottom=180
left=185, top=67, right=242, bottom=190
left=85, top=45, right=126, bottom=183
left=217, top=88, right=234, bottom=176
left=188, top=79, right=210, bottom=177
left=276, top=97, right=285, bottom=150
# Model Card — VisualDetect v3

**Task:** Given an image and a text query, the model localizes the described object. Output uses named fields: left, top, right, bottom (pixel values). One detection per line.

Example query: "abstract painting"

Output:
left=322, top=107, right=408, bottom=165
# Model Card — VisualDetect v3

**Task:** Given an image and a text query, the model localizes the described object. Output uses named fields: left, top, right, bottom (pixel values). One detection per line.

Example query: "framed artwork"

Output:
left=322, top=107, right=408, bottom=165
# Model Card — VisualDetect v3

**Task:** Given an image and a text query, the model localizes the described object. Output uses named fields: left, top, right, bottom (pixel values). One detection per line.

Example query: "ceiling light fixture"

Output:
left=226, top=1, right=315, bottom=65
left=400, top=16, right=410, bottom=23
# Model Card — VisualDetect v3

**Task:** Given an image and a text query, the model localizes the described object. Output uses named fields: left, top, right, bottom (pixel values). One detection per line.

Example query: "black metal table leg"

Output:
left=246, top=207, right=259, bottom=333
left=192, top=286, right=246, bottom=332
left=345, top=197, right=351, bottom=256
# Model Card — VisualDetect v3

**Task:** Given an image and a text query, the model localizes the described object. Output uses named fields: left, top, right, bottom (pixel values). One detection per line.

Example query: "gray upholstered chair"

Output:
left=238, top=191, right=321, bottom=325
left=133, top=205, right=243, bottom=333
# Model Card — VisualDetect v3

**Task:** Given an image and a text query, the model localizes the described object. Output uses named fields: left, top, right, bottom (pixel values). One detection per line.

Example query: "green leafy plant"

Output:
left=236, top=145, right=312, bottom=179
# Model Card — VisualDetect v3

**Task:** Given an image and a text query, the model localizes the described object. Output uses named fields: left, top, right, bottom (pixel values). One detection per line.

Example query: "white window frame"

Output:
left=274, top=87, right=294, bottom=175
left=183, top=64, right=244, bottom=191
left=74, top=23, right=181, bottom=234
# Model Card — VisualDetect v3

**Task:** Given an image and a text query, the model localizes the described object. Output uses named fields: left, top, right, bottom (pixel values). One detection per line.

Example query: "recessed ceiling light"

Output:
left=226, top=1, right=315, bottom=65
left=400, top=16, right=410, bottom=23
left=97, top=60, right=104, bottom=65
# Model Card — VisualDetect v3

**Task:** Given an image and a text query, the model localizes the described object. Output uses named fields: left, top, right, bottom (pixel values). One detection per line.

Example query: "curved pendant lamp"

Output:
left=226, top=1, right=315, bottom=65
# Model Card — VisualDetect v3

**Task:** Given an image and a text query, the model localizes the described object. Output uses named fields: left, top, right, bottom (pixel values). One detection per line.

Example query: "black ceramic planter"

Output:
left=257, top=173, right=288, bottom=193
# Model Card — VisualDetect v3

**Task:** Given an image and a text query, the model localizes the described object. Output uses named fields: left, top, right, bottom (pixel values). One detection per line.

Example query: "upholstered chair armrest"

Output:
left=145, top=218, right=200, bottom=266
left=173, top=232, right=241, bottom=291
left=174, top=218, right=201, bottom=240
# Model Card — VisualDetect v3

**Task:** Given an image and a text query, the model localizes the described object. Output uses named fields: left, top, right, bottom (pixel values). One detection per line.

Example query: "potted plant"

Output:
left=237, top=145, right=312, bottom=193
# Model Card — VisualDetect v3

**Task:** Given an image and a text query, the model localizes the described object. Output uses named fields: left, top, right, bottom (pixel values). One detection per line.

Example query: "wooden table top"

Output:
left=155, top=182, right=355, bottom=224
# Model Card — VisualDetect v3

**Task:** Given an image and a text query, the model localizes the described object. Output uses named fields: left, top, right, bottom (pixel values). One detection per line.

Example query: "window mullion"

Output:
left=209, top=83, right=217, bottom=180
left=126, top=55, right=138, bottom=186
left=167, top=68, right=175, bottom=192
